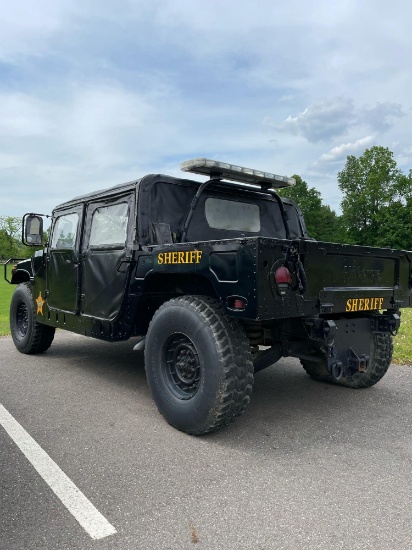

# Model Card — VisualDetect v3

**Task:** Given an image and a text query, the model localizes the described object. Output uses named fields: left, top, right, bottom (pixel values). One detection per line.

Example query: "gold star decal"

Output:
left=36, top=292, right=45, bottom=315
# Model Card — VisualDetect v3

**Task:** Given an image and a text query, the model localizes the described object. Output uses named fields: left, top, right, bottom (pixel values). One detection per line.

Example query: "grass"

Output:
left=1, top=266, right=411, bottom=363
left=0, top=272, right=14, bottom=336
left=392, top=308, right=412, bottom=366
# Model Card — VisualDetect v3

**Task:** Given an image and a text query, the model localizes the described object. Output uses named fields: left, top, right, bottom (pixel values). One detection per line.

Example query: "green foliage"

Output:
left=279, top=175, right=345, bottom=242
left=375, top=197, right=412, bottom=250
left=0, top=216, right=23, bottom=260
left=0, top=215, right=49, bottom=261
left=338, top=146, right=412, bottom=248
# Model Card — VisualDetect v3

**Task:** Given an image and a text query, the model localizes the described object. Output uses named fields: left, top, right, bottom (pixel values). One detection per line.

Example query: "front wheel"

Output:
left=301, top=332, right=393, bottom=388
left=10, top=283, right=55, bottom=354
left=144, top=296, right=254, bottom=435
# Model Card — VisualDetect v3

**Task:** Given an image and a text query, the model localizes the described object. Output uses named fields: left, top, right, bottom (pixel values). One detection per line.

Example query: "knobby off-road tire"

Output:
left=301, top=332, right=393, bottom=388
left=144, top=296, right=254, bottom=435
left=10, top=283, right=55, bottom=354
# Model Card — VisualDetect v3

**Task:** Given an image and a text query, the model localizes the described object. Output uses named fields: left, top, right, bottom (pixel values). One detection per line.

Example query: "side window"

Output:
left=89, top=202, right=129, bottom=247
left=50, top=213, right=79, bottom=249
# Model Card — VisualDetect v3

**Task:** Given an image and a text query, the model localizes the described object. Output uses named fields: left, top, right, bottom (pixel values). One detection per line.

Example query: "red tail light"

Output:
left=275, top=265, right=291, bottom=296
left=275, top=266, right=291, bottom=283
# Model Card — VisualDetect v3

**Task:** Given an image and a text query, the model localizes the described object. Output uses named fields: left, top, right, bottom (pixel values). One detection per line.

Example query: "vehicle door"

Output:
left=47, top=207, right=83, bottom=313
left=80, top=194, right=134, bottom=320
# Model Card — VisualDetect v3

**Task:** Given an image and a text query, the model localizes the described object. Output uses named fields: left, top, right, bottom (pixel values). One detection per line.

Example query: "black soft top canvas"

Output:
left=138, top=175, right=305, bottom=245
left=53, top=173, right=305, bottom=246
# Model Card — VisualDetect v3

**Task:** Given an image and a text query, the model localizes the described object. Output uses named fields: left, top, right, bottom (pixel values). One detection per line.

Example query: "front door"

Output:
left=47, top=207, right=82, bottom=313
left=80, top=196, right=133, bottom=320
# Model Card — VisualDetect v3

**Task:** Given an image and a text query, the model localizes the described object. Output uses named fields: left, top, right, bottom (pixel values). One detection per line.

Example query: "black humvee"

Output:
left=5, top=159, right=412, bottom=435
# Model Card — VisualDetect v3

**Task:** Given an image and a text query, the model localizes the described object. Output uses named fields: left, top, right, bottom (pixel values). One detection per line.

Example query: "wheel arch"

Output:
left=11, top=269, right=32, bottom=284
left=133, top=273, right=219, bottom=335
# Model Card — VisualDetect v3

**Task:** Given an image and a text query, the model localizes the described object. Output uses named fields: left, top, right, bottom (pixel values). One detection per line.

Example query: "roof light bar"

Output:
left=180, top=158, right=295, bottom=188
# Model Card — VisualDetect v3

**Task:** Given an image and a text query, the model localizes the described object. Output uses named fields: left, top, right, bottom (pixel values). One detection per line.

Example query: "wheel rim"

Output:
left=163, top=333, right=201, bottom=400
left=16, top=301, right=29, bottom=338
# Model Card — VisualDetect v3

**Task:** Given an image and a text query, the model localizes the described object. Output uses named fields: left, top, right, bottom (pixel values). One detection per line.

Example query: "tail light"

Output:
left=275, top=265, right=291, bottom=296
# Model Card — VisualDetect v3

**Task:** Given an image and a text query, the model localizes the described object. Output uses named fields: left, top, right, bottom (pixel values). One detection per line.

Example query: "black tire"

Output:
left=10, top=283, right=55, bottom=354
left=144, top=296, right=254, bottom=435
left=301, top=332, right=393, bottom=388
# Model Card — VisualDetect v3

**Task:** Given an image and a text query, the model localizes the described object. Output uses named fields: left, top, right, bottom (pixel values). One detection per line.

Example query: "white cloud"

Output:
left=316, top=136, right=377, bottom=164
left=268, top=98, right=356, bottom=142
left=359, top=102, right=405, bottom=132
left=0, top=0, right=74, bottom=62
left=270, top=99, right=405, bottom=144
left=396, top=146, right=412, bottom=167
left=0, top=93, right=57, bottom=137
left=1, top=0, right=412, bottom=218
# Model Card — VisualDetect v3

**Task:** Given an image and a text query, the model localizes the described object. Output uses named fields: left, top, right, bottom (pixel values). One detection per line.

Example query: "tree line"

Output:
left=0, top=216, right=49, bottom=261
left=279, top=145, right=412, bottom=250
left=0, top=216, right=28, bottom=261
left=1, top=145, right=411, bottom=260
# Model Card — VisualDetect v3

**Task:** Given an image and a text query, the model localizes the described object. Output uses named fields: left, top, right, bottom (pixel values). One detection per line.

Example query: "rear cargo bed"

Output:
left=302, top=241, right=412, bottom=315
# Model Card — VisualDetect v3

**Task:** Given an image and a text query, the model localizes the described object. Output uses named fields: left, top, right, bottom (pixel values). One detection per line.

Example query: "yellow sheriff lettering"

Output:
left=346, top=297, right=384, bottom=312
left=36, top=292, right=45, bottom=315
left=157, top=250, right=203, bottom=265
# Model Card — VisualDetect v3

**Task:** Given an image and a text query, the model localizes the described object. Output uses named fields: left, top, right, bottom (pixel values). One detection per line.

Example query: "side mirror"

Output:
left=23, top=214, right=44, bottom=246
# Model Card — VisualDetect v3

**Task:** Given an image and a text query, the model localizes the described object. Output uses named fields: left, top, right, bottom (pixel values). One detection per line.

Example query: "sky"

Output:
left=1, top=0, right=412, bottom=217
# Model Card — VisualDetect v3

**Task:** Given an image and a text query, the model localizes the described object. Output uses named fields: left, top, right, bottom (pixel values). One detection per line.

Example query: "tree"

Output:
left=375, top=195, right=412, bottom=250
left=0, top=216, right=22, bottom=260
left=337, top=146, right=408, bottom=247
left=313, top=204, right=347, bottom=243
left=0, top=215, right=48, bottom=260
left=279, top=175, right=344, bottom=242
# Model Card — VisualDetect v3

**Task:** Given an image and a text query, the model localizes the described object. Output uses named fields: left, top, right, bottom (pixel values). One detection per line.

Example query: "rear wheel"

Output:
left=301, top=332, right=393, bottom=388
left=10, top=283, right=55, bottom=354
left=144, top=296, right=254, bottom=435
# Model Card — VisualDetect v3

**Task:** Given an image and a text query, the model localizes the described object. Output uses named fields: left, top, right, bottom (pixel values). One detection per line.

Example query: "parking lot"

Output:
left=1, top=330, right=411, bottom=550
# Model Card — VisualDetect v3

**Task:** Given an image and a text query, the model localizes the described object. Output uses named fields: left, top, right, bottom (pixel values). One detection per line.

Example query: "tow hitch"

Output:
left=306, top=313, right=400, bottom=381
left=327, top=348, right=370, bottom=380
left=348, top=349, right=369, bottom=374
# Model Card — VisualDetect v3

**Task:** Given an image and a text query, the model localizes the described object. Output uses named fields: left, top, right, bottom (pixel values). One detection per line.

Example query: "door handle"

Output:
left=117, top=258, right=134, bottom=272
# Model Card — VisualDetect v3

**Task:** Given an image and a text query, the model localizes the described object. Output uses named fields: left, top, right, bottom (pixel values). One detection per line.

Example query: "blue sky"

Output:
left=1, top=0, right=411, bottom=217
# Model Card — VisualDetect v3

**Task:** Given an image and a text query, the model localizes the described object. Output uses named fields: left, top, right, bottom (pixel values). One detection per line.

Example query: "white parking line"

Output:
left=0, top=403, right=117, bottom=540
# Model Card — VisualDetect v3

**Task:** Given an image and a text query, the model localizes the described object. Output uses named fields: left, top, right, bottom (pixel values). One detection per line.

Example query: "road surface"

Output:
left=1, top=331, right=411, bottom=549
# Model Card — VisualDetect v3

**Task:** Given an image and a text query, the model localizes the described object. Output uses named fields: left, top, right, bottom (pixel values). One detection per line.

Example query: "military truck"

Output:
left=5, top=159, right=412, bottom=435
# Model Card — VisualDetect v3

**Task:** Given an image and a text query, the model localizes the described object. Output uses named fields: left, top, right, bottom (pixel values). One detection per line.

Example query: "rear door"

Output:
left=80, top=194, right=134, bottom=320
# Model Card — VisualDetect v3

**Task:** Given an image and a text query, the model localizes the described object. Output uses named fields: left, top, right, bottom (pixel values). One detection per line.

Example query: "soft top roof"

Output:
left=53, top=173, right=207, bottom=212
left=54, top=178, right=142, bottom=211
left=53, top=172, right=299, bottom=213
left=52, top=172, right=307, bottom=243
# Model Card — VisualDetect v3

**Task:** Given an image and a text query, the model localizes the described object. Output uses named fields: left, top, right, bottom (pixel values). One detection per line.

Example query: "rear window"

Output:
left=205, top=198, right=261, bottom=233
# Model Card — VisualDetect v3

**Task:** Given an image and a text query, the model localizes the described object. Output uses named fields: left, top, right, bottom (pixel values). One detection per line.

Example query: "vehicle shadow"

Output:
left=34, top=332, right=407, bottom=458
left=204, top=357, right=407, bottom=458
left=42, top=332, right=147, bottom=385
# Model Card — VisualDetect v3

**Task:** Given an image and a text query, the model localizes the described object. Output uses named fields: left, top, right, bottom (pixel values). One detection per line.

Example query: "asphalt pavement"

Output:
left=0, top=331, right=411, bottom=550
